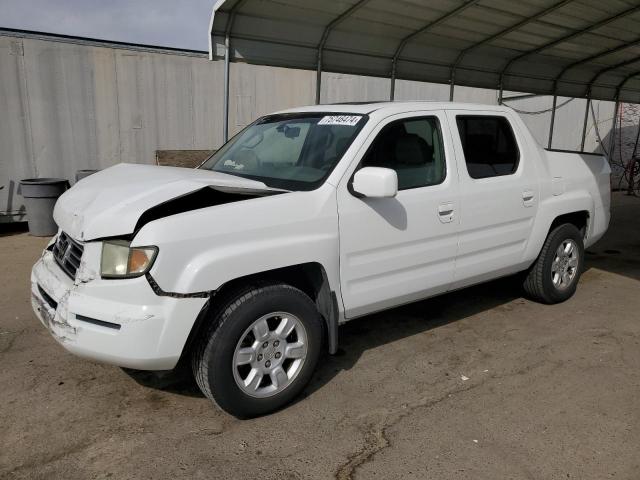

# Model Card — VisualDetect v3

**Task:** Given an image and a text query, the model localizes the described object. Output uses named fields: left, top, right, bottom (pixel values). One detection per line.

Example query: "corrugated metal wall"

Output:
left=0, top=32, right=627, bottom=220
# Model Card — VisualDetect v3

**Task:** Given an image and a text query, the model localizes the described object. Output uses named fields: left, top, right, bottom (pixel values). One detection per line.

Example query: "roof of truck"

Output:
left=277, top=101, right=511, bottom=115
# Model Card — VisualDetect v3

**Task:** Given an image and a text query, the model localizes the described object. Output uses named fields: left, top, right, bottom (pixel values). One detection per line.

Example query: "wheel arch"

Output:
left=523, top=190, right=595, bottom=266
left=179, top=262, right=340, bottom=365
left=524, top=208, right=590, bottom=272
left=548, top=210, right=590, bottom=238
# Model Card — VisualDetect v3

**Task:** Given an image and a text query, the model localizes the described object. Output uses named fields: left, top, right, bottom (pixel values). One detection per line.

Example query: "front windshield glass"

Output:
left=200, top=113, right=367, bottom=190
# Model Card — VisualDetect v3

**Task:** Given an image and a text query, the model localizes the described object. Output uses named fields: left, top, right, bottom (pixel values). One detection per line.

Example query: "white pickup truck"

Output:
left=31, top=102, right=610, bottom=417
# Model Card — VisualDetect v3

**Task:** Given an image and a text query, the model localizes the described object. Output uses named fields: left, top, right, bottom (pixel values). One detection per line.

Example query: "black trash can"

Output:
left=75, top=169, right=99, bottom=182
left=19, top=178, right=70, bottom=237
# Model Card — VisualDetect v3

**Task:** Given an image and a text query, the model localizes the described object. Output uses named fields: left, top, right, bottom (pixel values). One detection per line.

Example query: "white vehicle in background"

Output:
left=31, top=102, right=610, bottom=417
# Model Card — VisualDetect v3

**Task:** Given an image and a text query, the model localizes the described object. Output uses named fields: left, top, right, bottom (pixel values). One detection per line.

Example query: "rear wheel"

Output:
left=192, top=283, right=322, bottom=418
left=523, top=224, right=584, bottom=304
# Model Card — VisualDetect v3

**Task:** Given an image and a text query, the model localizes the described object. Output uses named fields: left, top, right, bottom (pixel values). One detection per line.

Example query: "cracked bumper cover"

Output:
left=30, top=250, right=208, bottom=370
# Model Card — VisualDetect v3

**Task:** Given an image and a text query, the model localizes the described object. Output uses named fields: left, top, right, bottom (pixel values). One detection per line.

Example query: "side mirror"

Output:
left=352, top=167, right=398, bottom=198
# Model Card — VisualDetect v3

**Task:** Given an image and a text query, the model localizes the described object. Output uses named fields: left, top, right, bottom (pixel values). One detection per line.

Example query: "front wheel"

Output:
left=523, top=223, right=584, bottom=304
left=192, top=283, right=322, bottom=418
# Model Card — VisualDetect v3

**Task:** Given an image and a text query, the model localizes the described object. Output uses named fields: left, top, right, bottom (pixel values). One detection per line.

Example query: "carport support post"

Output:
left=608, top=100, right=620, bottom=159
left=548, top=95, right=557, bottom=149
left=628, top=113, right=640, bottom=195
left=389, top=59, right=397, bottom=101
left=315, top=0, right=372, bottom=104
left=449, top=75, right=455, bottom=101
left=580, top=96, right=591, bottom=152
left=223, top=32, right=231, bottom=143
left=315, top=57, right=322, bottom=105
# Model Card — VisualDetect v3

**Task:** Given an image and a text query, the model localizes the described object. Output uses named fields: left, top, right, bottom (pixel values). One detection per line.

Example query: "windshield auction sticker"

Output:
left=317, top=115, right=362, bottom=126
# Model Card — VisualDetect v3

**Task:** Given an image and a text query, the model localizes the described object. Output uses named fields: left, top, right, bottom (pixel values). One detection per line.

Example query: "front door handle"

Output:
left=522, top=190, right=535, bottom=207
left=438, top=203, right=455, bottom=223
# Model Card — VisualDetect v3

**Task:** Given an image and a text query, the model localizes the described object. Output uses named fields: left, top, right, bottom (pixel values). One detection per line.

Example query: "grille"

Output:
left=52, top=231, right=84, bottom=279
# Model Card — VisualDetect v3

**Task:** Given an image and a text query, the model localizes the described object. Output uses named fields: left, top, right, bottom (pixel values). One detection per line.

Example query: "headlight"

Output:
left=101, top=240, right=158, bottom=278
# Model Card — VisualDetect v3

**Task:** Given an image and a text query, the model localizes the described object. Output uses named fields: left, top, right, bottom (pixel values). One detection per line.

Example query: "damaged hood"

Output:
left=54, top=163, right=280, bottom=241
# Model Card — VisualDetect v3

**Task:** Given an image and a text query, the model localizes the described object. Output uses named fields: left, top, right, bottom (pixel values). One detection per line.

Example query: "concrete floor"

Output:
left=1, top=193, right=639, bottom=480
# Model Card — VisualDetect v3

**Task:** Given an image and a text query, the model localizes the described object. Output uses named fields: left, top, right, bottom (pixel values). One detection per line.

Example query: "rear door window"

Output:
left=456, top=116, right=519, bottom=179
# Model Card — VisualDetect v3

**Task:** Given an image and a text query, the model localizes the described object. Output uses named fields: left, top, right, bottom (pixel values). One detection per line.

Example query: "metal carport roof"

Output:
left=209, top=0, right=640, bottom=104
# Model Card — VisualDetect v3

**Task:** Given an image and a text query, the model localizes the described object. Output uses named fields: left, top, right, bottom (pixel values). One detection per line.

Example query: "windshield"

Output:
left=200, top=113, right=367, bottom=190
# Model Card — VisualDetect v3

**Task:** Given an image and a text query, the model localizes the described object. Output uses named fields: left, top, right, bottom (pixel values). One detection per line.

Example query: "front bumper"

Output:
left=31, top=247, right=208, bottom=370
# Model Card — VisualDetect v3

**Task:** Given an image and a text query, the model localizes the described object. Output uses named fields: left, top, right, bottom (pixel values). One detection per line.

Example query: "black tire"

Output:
left=192, top=282, right=323, bottom=418
left=523, top=223, right=584, bottom=304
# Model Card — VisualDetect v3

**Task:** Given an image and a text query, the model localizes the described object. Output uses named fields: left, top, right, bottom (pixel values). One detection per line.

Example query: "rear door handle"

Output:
left=438, top=202, right=455, bottom=223
left=522, top=190, right=535, bottom=207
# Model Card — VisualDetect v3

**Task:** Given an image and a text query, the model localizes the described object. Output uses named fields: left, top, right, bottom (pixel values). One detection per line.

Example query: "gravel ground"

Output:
left=1, top=192, right=639, bottom=480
